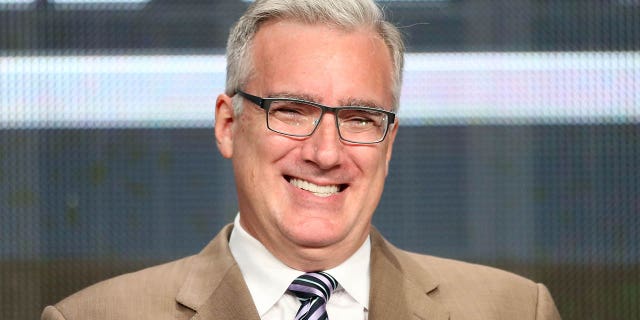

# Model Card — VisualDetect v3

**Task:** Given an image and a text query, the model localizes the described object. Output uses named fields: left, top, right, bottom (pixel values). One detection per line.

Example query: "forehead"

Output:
left=248, top=19, right=394, bottom=108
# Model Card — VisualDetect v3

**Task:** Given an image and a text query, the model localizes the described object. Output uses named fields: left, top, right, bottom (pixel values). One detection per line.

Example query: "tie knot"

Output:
left=288, top=272, right=338, bottom=302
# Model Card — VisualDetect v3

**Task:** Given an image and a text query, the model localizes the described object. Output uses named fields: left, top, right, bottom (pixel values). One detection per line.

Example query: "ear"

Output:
left=383, top=119, right=399, bottom=176
left=214, top=94, right=235, bottom=159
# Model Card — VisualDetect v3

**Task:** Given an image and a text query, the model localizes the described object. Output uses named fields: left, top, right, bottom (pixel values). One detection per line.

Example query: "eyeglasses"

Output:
left=235, top=90, right=395, bottom=144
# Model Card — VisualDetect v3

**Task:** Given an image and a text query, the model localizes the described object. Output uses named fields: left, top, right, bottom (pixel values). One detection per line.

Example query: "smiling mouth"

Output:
left=285, top=176, right=347, bottom=197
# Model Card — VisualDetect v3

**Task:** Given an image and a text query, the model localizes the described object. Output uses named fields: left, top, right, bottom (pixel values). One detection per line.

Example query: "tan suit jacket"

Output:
left=41, top=224, right=561, bottom=319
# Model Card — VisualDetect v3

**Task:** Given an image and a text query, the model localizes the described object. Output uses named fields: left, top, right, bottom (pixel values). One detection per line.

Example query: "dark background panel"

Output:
left=1, top=0, right=639, bottom=53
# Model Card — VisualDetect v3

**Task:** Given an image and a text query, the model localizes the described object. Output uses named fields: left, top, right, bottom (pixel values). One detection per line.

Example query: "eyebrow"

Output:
left=341, top=98, right=387, bottom=111
left=266, top=91, right=320, bottom=103
left=266, top=91, right=388, bottom=111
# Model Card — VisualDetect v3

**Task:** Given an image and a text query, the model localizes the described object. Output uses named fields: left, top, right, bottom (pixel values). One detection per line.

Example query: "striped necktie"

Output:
left=288, top=272, right=338, bottom=320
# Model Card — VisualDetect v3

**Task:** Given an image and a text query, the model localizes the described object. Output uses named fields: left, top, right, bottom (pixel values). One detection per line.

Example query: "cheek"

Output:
left=231, top=124, right=266, bottom=186
left=349, top=148, right=389, bottom=183
left=235, top=124, right=299, bottom=175
left=234, top=112, right=269, bottom=156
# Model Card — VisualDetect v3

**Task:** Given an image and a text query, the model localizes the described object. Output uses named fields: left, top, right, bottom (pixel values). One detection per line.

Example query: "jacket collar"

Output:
left=176, top=224, right=260, bottom=320
left=369, top=227, right=450, bottom=320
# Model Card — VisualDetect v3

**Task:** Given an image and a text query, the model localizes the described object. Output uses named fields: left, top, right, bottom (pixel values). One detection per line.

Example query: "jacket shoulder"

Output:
left=48, top=256, right=195, bottom=320
left=400, top=250, right=559, bottom=319
left=405, top=250, right=538, bottom=289
left=44, top=225, right=238, bottom=320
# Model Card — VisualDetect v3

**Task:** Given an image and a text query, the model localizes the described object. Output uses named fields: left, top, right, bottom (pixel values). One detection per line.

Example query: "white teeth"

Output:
left=289, top=178, right=340, bottom=197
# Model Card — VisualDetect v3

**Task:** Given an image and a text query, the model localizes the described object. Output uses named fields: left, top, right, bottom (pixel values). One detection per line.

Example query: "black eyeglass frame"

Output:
left=235, top=89, right=396, bottom=144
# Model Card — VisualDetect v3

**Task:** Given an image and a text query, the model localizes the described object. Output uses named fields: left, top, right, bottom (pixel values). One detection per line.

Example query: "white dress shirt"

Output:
left=229, top=214, right=370, bottom=320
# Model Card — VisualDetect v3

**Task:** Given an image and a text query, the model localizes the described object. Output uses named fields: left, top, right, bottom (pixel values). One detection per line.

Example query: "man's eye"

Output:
left=272, top=107, right=303, bottom=116
left=345, top=117, right=375, bottom=127
left=270, top=103, right=309, bottom=116
left=340, top=110, right=384, bottom=128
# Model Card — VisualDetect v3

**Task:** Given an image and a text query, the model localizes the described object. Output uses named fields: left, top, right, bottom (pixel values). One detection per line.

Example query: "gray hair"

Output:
left=225, top=0, right=405, bottom=113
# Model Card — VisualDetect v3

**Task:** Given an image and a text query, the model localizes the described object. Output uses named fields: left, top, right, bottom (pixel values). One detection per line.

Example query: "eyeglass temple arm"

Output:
left=236, top=90, right=265, bottom=108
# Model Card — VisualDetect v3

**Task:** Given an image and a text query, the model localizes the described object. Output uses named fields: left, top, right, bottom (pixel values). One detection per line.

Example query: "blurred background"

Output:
left=1, top=0, right=639, bottom=319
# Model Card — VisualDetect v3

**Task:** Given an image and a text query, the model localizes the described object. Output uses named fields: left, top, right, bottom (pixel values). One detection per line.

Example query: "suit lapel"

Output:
left=369, top=228, right=450, bottom=320
left=191, top=265, right=260, bottom=320
left=176, top=224, right=260, bottom=320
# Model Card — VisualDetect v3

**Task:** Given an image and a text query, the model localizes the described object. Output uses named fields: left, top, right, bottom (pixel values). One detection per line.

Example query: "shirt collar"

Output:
left=228, top=213, right=370, bottom=316
left=325, top=232, right=370, bottom=310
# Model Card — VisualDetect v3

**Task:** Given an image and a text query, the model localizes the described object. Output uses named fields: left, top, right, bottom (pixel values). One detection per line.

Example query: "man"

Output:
left=42, top=0, right=561, bottom=319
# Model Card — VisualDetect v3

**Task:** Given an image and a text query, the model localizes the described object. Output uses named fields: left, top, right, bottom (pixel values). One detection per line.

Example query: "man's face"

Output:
left=215, top=20, right=398, bottom=270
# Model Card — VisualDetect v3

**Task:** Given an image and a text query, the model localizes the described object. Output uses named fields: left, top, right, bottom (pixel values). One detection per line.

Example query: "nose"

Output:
left=300, top=113, right=342, bottom=169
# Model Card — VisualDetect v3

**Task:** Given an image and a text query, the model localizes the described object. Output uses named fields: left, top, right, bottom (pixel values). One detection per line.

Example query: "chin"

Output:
left=287, top=224, right=344, bottom=248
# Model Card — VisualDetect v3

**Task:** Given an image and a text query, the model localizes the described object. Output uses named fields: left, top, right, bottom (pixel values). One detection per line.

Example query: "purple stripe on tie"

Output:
left=289, top=284, right=326, bottom=300
left=307, top=273, right=334, bottom=292
left=294, top=303, right=312, bottom=320
left=306, top=303, right=327, bottom=320
left=294, top=278, right=329, bottom=298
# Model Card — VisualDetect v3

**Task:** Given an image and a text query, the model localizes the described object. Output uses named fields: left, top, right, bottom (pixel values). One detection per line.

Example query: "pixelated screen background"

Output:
left=1, top=0, right=639, bottom=319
